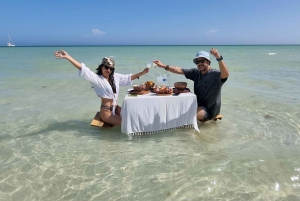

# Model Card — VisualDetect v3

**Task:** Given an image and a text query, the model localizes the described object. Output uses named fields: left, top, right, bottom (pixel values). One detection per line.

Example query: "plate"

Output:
left=128, top=90, right=149, bottom=95
left=173, top=88, right=190, bottom=94
left=155, top=93, right=172, bottom=96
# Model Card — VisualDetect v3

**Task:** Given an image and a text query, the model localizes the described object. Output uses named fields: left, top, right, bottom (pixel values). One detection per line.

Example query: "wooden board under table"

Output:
left=90, top=112, right=114, bottom=128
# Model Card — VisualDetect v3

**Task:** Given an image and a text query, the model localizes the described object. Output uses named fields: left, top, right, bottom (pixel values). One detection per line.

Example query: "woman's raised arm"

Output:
left=54, top=49, right=82, bottom=70
left=131, top=67, right=150, bottom=80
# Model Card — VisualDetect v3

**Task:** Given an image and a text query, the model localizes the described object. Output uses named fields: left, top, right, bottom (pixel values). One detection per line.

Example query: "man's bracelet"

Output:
left=216, top=56, right=223, bottom=61
left=136, top=74, right=139, bottom=79
left=165, top=65, right=169, bottom=71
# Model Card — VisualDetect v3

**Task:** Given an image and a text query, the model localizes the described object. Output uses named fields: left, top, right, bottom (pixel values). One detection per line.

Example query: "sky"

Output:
left=1, top=0, right=300, bottom=46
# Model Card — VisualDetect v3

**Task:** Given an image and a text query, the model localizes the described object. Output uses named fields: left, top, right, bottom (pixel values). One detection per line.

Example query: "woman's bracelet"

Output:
left=136, top=72, right=144, bottom=79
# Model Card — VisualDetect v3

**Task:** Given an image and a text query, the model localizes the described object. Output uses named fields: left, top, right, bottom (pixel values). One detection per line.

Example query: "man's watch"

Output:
left=216, top=56, right=223, bottom=61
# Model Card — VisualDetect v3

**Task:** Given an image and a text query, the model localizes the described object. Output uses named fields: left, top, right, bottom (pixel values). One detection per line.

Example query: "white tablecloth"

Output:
left=121, top=91, right=200, bottom=135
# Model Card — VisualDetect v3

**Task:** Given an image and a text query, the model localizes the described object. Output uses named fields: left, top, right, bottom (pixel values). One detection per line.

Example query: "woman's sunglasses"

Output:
left=193, top=59, right=206, bottom=65
left=103, top=65, right=114, bottom=71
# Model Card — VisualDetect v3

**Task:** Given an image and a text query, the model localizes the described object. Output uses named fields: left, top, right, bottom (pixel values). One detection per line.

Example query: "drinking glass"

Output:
left=147, top=56, right=156, bottom=68
left=147, top=57, right=152, bottom=68
left=152, top=56, right=157, bottom=68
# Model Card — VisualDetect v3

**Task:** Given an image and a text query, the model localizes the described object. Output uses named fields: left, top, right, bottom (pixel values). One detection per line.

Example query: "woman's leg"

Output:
left=100, top=109, right=122, bottom=125
left=116, top=105, right=122, bottom=116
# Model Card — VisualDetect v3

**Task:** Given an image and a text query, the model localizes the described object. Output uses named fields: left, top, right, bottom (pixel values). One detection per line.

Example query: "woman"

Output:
left=54, top=49, right=149, bottom=125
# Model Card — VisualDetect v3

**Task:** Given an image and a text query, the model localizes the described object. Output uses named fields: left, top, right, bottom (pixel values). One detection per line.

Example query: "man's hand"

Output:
left=153, top=60, right=166, bottom=68
left=210, top=48, right=221, bottom=58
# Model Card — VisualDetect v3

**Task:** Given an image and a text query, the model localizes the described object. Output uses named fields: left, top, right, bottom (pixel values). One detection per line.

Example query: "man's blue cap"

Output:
left=193, top=51, right=210, bottom=63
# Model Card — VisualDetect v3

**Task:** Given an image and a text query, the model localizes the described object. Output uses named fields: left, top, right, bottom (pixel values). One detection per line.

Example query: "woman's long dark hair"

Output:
left=96, top=64, right=116, bottom=93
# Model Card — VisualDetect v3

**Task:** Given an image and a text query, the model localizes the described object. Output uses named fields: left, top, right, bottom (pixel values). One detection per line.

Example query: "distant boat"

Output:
left=7, top=35, right=15, bottom=47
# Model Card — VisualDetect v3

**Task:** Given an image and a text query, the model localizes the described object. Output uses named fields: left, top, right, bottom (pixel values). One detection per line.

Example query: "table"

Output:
left=121, top=91, right=200, bottom=135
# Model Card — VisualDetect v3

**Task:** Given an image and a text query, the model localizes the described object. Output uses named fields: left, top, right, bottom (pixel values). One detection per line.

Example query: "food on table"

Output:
left=144, top=81, right=155, bottom=90
left=153, top=85, right=173, bottom=94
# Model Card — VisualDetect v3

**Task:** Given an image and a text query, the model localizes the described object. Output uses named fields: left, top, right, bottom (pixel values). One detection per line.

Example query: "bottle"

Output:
left=162, top=78, right=167, bottom=86
left=156, top=74, right=163, bottom=86
left=162, top=74, right=169, bottom=86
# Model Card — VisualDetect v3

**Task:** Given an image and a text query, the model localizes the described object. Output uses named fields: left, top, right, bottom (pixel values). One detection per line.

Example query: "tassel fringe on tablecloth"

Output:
left=127, top=124, right=195, bottom=137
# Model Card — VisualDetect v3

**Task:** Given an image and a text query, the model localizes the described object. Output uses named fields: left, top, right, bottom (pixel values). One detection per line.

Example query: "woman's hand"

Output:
left=54, top=49, right=69, bottom=59
left=53, top=50, right=82, bottom=70
left=142, top=67, right=150, bottom=75
left=131, top=67, right=150, bottom=80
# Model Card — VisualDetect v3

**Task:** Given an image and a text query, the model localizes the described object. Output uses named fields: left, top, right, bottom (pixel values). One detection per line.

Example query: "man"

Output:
left=154, top=48, right=229, bottom=121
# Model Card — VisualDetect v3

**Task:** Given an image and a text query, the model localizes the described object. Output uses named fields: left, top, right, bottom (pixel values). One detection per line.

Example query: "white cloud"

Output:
left=91, top=29, right=105, bottom=36
left=83, top=29, right=105, bottom=38
left=205, top=29, right=219, bottom=35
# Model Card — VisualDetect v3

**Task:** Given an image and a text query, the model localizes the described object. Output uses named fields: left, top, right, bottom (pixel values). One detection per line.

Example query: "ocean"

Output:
left=1, top=45, right=300, bottom=200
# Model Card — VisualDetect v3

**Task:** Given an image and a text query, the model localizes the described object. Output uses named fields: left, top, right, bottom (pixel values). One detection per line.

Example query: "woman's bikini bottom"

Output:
left=101, top=105, right=118, bottom=114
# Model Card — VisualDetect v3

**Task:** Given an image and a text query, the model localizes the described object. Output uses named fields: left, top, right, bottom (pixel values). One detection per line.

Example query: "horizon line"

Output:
left=1, top=44, right=300, bottom=47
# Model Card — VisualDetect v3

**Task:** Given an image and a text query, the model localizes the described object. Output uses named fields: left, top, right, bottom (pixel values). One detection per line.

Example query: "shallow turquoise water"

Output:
left=0, top=45, right=300, bottom=200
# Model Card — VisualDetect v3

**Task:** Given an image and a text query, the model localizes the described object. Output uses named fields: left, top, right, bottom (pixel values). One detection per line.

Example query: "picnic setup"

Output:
left=91, top=80, right=222, bottom=136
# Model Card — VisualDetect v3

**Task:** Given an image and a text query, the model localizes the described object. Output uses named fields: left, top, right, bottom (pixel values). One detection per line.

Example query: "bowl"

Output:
left=132, top=84, right=145, bottom=92
left=174, top=82, right=187, bottom=90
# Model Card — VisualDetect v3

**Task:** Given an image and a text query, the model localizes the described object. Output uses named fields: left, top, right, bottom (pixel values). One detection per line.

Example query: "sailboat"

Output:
left=7, top=35, right=15, bottom=47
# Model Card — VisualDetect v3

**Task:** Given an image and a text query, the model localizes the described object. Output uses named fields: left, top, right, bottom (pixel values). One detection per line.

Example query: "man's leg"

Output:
left=197, top=106, right=208, bottom=121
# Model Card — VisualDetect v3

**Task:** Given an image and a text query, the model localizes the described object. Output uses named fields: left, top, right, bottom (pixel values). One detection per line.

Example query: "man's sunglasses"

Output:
left=193, top=59, right=206, bottom=65
left=103, top=65, right=114, bottom=71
